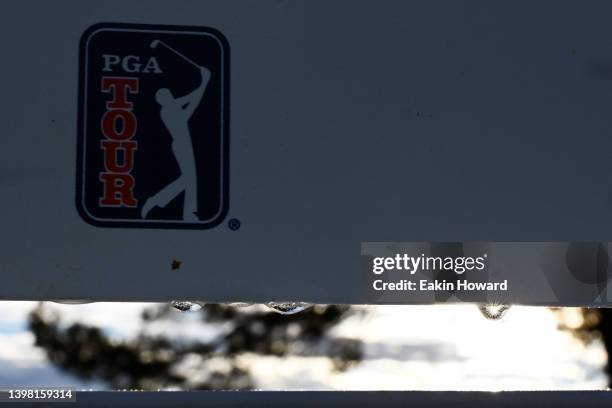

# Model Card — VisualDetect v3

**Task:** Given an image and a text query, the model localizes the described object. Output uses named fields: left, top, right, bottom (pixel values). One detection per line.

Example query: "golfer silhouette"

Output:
left=141, top=66, right=211, bottom=221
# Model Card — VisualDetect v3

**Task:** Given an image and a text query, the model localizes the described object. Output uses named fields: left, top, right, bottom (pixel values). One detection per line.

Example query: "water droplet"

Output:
left=478, top=304, right=511, bottom=320
left=265, top=302, right=311, bottom=315
left=171, top=301, right=203, bottom=312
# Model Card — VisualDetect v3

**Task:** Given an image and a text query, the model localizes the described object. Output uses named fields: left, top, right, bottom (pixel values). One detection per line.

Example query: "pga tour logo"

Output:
left=76, top=23, right=229, bottom=229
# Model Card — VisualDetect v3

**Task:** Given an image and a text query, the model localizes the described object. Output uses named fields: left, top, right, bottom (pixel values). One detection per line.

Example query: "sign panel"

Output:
left=2, top=1, right=612, bottom=305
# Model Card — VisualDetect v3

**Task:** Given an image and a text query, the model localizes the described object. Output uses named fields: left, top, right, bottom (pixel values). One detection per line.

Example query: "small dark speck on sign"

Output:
left=570, top=48, right=577, bottom=55
left=171, top=260, right=182, bottom=270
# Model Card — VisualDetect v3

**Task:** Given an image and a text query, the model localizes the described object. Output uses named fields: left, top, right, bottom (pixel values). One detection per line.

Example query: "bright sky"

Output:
left=0, top=302, right=606, bottom=390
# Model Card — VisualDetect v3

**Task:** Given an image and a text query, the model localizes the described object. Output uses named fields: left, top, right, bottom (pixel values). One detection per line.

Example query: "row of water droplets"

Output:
left=169, top=301, right=312, bottom=315
left=169, top=301, right=511, bottom=319
left=54, top=300, right=510, bottom=319
left=52, top=300, right=311, bottom=315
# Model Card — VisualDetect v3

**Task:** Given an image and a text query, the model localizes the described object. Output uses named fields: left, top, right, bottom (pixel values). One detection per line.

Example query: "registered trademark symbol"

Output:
left=228, top=218, right=241, bottom=231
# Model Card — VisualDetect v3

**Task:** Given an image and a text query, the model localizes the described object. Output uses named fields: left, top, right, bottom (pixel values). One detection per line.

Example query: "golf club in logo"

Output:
left=76, top=23, right=230, bottom=229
